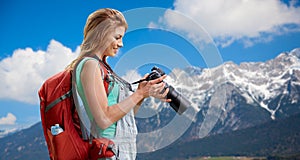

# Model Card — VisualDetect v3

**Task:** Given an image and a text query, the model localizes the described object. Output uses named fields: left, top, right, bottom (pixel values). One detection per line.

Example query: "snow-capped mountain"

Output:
left=174, top=48, right=299, bottom=118
left=136, top=48, right=300, bottom=143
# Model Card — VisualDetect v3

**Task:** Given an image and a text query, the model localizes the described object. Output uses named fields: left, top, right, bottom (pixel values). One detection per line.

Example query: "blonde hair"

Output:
left=67, top=8, right=128, bottom=70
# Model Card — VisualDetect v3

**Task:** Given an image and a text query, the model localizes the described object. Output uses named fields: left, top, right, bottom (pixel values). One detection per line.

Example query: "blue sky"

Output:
left=0, top=0, right=300, bottom=132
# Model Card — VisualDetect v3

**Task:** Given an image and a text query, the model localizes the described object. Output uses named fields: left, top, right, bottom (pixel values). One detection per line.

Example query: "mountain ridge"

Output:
left=135, top=48, right=300, bottom=150
left=0, top=48, right=300, bottom=159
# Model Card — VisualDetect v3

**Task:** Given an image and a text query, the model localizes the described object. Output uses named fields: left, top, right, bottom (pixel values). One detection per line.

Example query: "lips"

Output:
left=113, top=48, right=118, bottom=53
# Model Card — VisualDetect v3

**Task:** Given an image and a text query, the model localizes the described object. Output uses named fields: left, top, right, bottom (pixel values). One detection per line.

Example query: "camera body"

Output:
left=146, top=67, right=190, bottom=115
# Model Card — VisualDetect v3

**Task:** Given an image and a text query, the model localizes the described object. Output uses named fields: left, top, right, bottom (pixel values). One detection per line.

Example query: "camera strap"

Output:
left=94, top=56, right=134, bottom=92
left=131, top=79, right=147, bottom=85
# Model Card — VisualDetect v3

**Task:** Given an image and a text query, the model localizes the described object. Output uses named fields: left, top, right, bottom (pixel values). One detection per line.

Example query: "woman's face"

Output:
left=103, top=26, right=125, bottom=57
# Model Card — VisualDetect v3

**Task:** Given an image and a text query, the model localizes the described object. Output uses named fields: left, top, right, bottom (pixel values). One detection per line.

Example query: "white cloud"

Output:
left=122, top=69, right=142, bottom=82
left=122, top=70, right=143, bottom=90
left=0, top=113, right=16, bottom=125
left=160, top=0, right=300, bottom=47
left=122, top=70, right=142, bottom=90
left=0, top=40, right=79, bottom=104
left=148, top=21, right=159, bottom=29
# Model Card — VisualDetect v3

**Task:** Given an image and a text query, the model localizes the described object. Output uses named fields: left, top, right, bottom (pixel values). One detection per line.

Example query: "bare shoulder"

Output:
left=81, top=59, right=101, bottom=77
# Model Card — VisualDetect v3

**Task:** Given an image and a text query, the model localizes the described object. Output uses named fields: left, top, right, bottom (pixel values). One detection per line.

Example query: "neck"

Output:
left=93, top=54, right=111, bottom=70
left=92, top=53, right=105, bottom=61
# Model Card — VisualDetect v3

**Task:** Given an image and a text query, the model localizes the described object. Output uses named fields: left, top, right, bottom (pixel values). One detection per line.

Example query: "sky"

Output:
left=0, top=0, right=300, bottom=133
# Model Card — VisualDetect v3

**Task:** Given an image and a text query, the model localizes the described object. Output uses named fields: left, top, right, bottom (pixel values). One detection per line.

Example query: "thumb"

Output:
left=142, top=73, right=149, bottom=79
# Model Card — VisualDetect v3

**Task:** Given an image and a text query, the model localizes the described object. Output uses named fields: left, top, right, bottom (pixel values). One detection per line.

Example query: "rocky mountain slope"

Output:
left=138, top=112, right=300, bottom=159
left=0, top=123, right=48, bottom=160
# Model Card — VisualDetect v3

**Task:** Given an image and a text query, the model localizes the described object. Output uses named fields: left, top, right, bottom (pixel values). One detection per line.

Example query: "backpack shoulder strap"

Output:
left=88, top=55, right=114, bottom=95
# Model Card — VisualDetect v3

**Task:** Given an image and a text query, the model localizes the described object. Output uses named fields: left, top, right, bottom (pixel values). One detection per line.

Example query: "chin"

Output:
left=110, top=53, right=117, bottom=57
left=113, top=51, right=118, bottom=56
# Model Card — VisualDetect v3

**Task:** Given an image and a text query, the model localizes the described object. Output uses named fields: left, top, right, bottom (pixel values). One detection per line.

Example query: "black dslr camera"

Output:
left=133, top=67, right=190, bottom=115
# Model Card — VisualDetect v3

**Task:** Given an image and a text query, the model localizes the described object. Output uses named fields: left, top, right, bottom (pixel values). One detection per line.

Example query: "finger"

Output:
left=143, top=73, right=149, bottom=79
left=160, top=98, right=172, bottom=102
left=161, top=87, right=169, bottom=98
left=150, top=75, right=167, bottom=84
left=158, top=75, right=167, bottom=81
left=152, top=85, right=168, bottom=99
left=151, top=83, right=164, bottom=93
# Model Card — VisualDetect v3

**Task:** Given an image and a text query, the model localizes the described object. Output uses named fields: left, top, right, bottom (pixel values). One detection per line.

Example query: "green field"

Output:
left=189, top=157, right=266, bottom=160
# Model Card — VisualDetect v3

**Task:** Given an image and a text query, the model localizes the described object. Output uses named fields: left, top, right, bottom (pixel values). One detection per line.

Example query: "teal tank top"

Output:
left=75, top=57, right=118, bottom=139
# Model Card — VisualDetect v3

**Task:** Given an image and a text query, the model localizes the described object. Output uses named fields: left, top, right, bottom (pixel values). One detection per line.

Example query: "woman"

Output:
left=67, top=8, right=170, bottom=159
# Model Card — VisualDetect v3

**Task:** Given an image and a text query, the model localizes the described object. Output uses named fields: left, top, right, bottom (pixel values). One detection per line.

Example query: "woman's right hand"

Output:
left=136, top=74, right=171, bottom=102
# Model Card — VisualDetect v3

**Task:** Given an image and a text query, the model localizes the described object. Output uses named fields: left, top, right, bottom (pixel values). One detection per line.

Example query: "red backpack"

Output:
left=38, top=59, right=115, bottom=160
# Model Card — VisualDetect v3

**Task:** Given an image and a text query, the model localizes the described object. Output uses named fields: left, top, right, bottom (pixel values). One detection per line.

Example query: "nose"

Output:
left=117, top=39, right=123, bottom=48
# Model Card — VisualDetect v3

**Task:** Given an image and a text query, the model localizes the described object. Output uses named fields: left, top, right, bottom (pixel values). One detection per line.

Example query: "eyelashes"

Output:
left=115, top=35, right=122, bottom=40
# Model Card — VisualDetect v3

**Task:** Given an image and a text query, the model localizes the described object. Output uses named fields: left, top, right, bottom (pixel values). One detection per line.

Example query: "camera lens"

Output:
left=166, top=85, right=189, bottom=115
